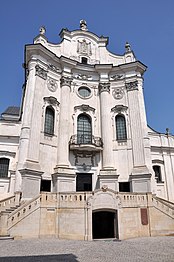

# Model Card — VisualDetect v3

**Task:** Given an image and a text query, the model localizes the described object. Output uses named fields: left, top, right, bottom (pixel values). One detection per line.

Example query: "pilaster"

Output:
left=53, top=167, right=76, bottom=192
left=98, top=169, right=119, bottom=191
left=15, top=59, right=38, bottom=192
left=20, top=169, right=43, bottom=199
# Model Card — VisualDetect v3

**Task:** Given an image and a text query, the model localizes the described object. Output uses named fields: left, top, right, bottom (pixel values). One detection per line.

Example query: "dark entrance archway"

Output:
left=92, top=210, right=118, bottom=239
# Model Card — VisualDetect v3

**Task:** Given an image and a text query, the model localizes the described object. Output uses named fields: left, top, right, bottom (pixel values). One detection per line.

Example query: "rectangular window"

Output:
left=119, top=182, right=130, bottom=192
left=76, top=173, right=92, bottom=192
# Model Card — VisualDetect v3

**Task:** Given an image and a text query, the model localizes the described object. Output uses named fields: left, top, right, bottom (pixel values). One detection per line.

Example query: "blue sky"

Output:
left=1, top=0, right=174, bottom=134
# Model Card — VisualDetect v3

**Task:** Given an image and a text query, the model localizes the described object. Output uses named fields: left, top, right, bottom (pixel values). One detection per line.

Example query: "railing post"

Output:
left=0, top=211, right=10, bottom=236
left=147, top=193, right=153, bottom=207
left=15, top=191, right=22, bottom=205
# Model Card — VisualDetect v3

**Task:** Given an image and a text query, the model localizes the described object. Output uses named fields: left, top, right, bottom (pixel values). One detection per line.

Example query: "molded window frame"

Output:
left=115, top=114, right=127, bottom=141
left=44, top=106, right=55, bottom=136
left=153, top=165, right=163, bottom=183
left=77, top=113, right=92, bottom=144
left=0, top=158, right=10, bottom=178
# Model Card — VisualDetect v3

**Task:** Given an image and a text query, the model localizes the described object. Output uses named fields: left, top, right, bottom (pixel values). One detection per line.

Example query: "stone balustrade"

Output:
left=0, top=196, right=16, bottom=212
left=119, top=192, right=149, bottom=208
left=40, top=192, right=91, bottom=208
left=152, top=196, right=174, bottom=218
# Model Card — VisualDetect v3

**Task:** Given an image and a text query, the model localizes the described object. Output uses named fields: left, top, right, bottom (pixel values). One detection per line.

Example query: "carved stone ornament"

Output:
left=35, top=65, right=47, bottom=80
left=98, top=82, right=110, bottom=94
left=60, top=76, right=72, bottom=87
left=43, top=96, right=59, bottom=106
left=74, top=151, right=95, bottom=167
left=110, top=74, right=124, bottom=81
left=75, top=74, right=92, bottom=80
left=74, top=104, right=95, bottom=113
left=101, top=185, right=108, bottom=192
left=80, top=20, right=88, bottom=31
left=111, top=105, right=128, bottom=114
left=47, top=77, right=58, bottom=92
left=112, top=87, right=124, bottom=100
left=48, top=64, right=60, bottom=73
left=125, top=80, right=138, bottom=91
left=77, top=39, right=92, bottom=56
left=39, top=26, right=46, bottom=35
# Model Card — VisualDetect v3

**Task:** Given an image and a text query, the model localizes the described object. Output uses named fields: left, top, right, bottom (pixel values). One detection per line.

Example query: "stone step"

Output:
left=0, top=235, right=14, bottom=240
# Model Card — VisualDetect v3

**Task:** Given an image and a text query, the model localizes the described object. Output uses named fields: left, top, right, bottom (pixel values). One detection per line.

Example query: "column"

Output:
left=98, top=82, right=118, bottom=191
left=99, top=82, right=114, bottom=169
left=57, top=76, right=72, bottom=167
left=126, top=80, right=151, bottom=192
left=14, top=59, right=37, bottom=192
left=53, top=75, right=76, bottom=192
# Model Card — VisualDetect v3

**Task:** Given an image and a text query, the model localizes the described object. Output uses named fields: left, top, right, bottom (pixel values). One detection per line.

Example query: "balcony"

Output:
left=69, top=135, right=103, bottom=152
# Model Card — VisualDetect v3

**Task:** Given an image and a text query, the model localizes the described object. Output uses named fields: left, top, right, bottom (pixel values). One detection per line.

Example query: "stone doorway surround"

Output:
left=86, top=187, right=121, bottom=240
left=92, top=210, right=118, bottom=239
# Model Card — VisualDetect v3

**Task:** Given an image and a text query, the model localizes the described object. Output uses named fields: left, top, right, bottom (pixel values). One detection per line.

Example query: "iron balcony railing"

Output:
left=69, top=135, right=103, bottom=147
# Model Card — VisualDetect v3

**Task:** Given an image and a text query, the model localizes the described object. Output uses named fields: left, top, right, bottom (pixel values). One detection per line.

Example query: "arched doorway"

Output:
left=92, top=210, right=118, bottom=239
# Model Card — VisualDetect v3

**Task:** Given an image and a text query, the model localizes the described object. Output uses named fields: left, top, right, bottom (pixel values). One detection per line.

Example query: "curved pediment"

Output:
left=87, top=188, right=121, bottom=210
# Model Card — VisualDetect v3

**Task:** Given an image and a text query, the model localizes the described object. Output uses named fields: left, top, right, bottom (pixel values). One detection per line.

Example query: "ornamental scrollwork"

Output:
left=75, top=74, right=92, bottom=80
left=125, top=80, right=138, bottom=91
left=74, top=104, right=95, bottom=113
left=43, top=96, right=60, bottom=106
left=98, top=82, right=110, bottom=94
left=111, top=105, right=128, bottom=114
left=35, top=65, right=47, bottom=80
left=110, top=74, right=124, bottom=81
left=48, top=64, right=61, bottom=73
left=47, top=77, right=58, bottom=92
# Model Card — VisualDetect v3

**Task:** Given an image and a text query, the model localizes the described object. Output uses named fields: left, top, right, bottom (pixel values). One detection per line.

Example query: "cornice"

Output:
left=25, top=44, right=60, bottom=65
left=118, top=61, right=147, bottom=75
left=151, top=146, right=174, bottom=152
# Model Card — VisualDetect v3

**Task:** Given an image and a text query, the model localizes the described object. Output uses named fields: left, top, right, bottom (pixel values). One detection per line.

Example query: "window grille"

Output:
left=44, top=106, right=54, bottom=135
left=77, top=114, right=92, bottom=144
left=0, top=158, right=9, bottom=178
left=116, top=114, right=127, bottom=140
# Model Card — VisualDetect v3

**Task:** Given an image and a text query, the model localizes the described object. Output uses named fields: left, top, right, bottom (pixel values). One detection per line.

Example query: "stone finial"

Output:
left=166, top=128, right=169, bottom=136
left=125, top=42, right=131, bottom=53
left=39, top=26, right=46, bottom=35
left=80, top=20, right=87, bottom=31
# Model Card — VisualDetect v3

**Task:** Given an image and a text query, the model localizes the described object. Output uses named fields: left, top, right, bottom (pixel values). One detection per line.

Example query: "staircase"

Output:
left=152, top=196, right=174, bottom=219
left=0, top=195, right=22, bottom=239
left=0, top=192, right=173, bottom=240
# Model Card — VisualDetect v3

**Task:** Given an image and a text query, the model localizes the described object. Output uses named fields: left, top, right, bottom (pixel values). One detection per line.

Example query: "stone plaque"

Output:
left=141, top=208, right=148, bottom=225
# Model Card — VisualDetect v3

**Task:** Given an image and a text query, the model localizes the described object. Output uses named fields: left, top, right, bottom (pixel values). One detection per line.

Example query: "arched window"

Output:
left=116, top=114, right=127, bottom=141
left=44, top=106, right=55, bottom=135
left=77, top=114, right=92, bottom=144
left=0, top=158, right=10, bottom=178
left=153, top=165, right=162, bottom=183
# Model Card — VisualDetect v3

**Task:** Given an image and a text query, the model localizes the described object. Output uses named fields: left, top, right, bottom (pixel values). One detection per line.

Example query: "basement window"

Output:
left=81, top=57, right=88, bottom=64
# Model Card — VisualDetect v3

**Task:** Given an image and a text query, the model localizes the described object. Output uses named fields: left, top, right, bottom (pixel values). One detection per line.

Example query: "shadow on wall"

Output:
left=0, top=254, right=78, bottom=262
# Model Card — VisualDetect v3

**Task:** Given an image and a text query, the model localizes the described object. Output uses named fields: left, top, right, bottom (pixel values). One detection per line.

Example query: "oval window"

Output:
left=78, top=86, right=91, bottom=98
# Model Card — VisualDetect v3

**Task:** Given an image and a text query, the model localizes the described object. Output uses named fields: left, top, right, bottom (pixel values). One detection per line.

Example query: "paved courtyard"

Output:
left=0, top=236, right=173, bottom=261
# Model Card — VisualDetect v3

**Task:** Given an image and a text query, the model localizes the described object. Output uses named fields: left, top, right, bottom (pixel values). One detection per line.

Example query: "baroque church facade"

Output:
left=0, top=21, right=173, bottom=240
